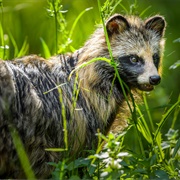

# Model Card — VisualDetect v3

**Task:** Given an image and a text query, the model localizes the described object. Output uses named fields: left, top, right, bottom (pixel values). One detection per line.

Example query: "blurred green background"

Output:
left=1, top=0, right=180, bottom=135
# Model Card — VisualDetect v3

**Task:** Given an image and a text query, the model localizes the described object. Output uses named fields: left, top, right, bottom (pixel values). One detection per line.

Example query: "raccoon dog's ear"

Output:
left=145, top=16, right=166, bottom=37
left=106, top=14, right=130, bottom=36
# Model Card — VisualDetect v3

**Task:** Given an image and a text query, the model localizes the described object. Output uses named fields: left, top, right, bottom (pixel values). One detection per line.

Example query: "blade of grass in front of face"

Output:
left=69, top=57, right=111, bottom=80
left=97, top=0, right=147, bottom=157
left=97, top=0, right=133, bottom=115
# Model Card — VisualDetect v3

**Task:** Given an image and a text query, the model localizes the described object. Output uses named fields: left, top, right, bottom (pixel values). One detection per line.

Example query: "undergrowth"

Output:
left=0, top=0, right=179, bottom=179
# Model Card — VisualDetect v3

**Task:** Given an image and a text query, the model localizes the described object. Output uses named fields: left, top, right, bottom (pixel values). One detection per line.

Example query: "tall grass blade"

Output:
left=59, top=160, right=66, bottom=180
left=69, top=7, right=93, bottom=39
left=9, top=125, right=36, bottom=179
left=171, top=95, right=180, bottom=129
left=129, top=0, right=138, bottom=14
left=118, top=3, right=128, bottom=14
left=109, top=0, right=123, bottom=16
left=136, top=104, right=153, bottom=143
left=58, top=87, right=68, bottom=151
left=69, top=57, right=111, bottom=80
left=17, top=37, right=29, bottom=57
left=143, top=92, right=155, bottom=131
left=40, top=37, right=51, bottom=58
left=97, top=0, right=133, bottom=115
left=155, top=132, right=165, bottom=160
left=8, top=31, right=19, bottom=58
left=139, top=6, right=151, bottom=17
left=0, top=22, right=5, bottom=59
left=97, top=0, right=148, bottom=157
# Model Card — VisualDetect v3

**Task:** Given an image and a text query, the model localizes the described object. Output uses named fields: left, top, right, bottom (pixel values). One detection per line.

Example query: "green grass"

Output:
left=9, top=125, right=36, bottom=179
left=0, top=0, right=180, bottom=179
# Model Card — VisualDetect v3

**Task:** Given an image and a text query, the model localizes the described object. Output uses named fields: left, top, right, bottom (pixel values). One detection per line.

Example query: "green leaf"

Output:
left=169, top=60, right=180, bottom=69
left=88, top=164, right=96, bottom=176
left=154, top=97, right=180, bottom=139
left=108, top=132, right=115, bottom=140
left=173, top=38, right=180, bottom=43
left=155, top=170, right=169, bottom=179
left=150, top=154, right=157, bottom=166
left=67, top=158, right=90, bottom=170
left=172, top=138, right=180, bottom=158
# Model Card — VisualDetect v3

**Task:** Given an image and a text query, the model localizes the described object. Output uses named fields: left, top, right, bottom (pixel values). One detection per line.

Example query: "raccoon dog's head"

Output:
left=106, top=14, right=166, bottom=91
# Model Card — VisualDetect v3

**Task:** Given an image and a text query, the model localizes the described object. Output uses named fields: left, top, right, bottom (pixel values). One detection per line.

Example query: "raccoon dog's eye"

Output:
left=130, top=55, right=139, bottom=64
left=153, top=53, right=160, bottom=68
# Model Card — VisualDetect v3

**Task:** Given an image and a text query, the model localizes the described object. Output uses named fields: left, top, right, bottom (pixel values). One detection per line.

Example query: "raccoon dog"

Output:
left=0, top=14, right=166, bottom=178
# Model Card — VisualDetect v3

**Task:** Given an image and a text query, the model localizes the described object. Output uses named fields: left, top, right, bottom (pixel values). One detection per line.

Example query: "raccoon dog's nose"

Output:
left=149, top=75, right=161, bottom=85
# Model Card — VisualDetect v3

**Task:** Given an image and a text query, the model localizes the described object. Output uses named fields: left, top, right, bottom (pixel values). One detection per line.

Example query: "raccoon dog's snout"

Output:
left=149, top=75, right=161, bottom=85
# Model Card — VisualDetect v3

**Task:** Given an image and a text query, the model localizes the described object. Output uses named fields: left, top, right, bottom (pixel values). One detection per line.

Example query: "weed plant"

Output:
left=0, top=0, right=179, bottom=179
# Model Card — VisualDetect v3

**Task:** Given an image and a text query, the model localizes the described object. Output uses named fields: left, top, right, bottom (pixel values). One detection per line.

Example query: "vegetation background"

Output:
left=1, top=0, right=180, bottom=179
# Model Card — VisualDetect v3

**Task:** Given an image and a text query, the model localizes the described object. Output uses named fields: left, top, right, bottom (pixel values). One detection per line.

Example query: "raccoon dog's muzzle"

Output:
left=137, top=62, right=161, bottom=91
left=138, top=75, right=160, bottom=91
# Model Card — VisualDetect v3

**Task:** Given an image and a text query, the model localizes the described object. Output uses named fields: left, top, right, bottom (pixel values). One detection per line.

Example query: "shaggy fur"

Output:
left=0, top=14, right=166, bottom=178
